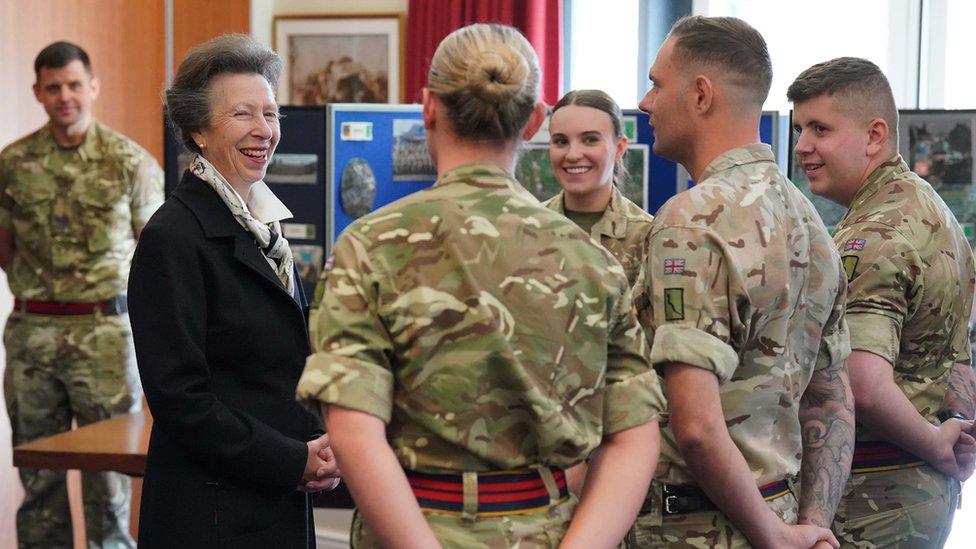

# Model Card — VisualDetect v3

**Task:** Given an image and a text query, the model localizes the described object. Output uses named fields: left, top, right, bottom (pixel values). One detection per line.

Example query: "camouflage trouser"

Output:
left=623, top=479, right=799, bottom=548
left=833, top=465, right=960, bottom=548
left=350, top=496, right=578, bottom=548
left=4, top=311, right=141, bottom=549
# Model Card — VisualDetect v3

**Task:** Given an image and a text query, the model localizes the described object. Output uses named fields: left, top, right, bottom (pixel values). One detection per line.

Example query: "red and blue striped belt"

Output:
left=851, top=441, right=924, bottom=474
left=406, top=467, right=569, bottom=517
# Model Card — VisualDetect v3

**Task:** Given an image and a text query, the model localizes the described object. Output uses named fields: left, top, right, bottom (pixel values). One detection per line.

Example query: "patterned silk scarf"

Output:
left=190, top=155, right=294, bottom=294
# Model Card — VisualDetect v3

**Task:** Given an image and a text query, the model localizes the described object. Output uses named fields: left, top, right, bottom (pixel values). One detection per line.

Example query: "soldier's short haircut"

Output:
left=667, top=16, right=772, bottom=108
left=165, top=34, right=282, bottom=154
left=34, top=41, right=92, bottom=78
left=427, top=23, right=540, bottom=142
left=787, top=57, right=898, bottom=142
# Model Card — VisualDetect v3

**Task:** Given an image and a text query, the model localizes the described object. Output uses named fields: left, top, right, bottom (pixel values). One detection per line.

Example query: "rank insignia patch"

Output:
left=664, top=288, right=684, bottom=321
left=844, top=238, right=866, bottom=251
left=664, top=258, right=685, bottom=275
left=842, top=255, right=859, bottom=282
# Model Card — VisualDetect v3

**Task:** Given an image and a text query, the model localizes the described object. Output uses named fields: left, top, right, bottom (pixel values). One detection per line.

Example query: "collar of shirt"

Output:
left=698, top=143, right=775, bottom=183
left=845, top=155, right=908, bottom=214
left=433, top=162, right=518, bottom=191
left=246, top=180, right=293, bottom=224
left=549, top=188, right=628, bottom=240
left=35, top=120, right=104, bottom=161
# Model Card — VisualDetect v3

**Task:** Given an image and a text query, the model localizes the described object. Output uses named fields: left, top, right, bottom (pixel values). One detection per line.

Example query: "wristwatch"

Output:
left=936, top=410, right=969, bottom=423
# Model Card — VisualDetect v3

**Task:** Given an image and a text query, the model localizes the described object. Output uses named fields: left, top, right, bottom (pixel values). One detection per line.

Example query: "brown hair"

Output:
left=787, top=56, right=898, bottom=142
left=668, top=15, right=772, bottom=107
left=552, top=89, right=628, bottom=179
left=427, top=23, right=540, bottom=142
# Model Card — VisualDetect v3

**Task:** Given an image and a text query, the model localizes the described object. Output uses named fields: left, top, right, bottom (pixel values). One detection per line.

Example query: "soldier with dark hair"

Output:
left=0, top=41, right=163, bottom=547
left=790, top=56, right=976, bottom=548
left=628, top=16, right=854, bottom=548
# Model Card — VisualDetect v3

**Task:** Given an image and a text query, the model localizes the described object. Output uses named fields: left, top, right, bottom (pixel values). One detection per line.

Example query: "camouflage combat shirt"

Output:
left=543, top=186, right=653, bottom=286
left=0, top=121, right=164, bottom=301
left=634, top=144, right=851, bottom=486
left=833, top=155, right=975, bottom=441
left=297, top=163, right=665, bottom=472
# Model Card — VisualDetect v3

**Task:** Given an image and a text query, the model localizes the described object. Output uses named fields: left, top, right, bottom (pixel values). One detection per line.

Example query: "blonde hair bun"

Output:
left=427, top=23, right=540, bottom=142
left=464, top=47, right=528, bottom=104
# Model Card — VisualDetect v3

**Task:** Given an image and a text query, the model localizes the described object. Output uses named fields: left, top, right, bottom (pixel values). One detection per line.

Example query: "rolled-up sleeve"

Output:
left=297, top=233, right=395, bottom=422
left=641, top=226, right=741, bottom=382
left=602, top=281, right=666, bottom=434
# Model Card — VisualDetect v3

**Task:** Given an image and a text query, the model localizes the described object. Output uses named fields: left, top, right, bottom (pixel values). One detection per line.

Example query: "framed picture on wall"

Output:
left=273, top=14, right=404, bottom=105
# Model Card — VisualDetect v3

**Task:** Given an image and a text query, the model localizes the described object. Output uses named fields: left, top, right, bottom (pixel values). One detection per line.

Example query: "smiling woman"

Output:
left=127, top=34, right=339, bottom=548
left=543, top=89, right=654, bottom=286
left=190, top=72, right=280, bottom=194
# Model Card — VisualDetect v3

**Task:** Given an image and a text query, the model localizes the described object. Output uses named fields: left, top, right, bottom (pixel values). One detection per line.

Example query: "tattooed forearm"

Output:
left=797, top=358, right=855, bottom=528
left=944, top=362, right=976, bottom=419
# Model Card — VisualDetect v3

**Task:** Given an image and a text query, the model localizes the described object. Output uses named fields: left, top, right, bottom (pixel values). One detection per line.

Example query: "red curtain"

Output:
left=404, top=0, right=563, bottom=105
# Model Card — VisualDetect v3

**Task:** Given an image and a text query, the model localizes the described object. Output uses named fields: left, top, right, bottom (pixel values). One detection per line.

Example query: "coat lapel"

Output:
left=173, top=174, right=302, bottom=310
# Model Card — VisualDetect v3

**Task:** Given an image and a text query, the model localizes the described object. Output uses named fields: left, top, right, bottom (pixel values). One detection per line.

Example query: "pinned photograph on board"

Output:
left=290, top=244, right=324, bottom=290
left=899, top=111, right=975, bottom=186
left=620, top=144, right=649, bottom=210
left=265, top=153, right=318, bottom=185
left=392, top=119, right=436, bottom=181
left=340, top=157, right=377, bottom=218
left=515, top=144, right=561, bottom=202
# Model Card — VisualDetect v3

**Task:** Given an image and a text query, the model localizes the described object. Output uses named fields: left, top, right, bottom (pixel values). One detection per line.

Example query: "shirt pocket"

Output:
left=74, top=174, right=128, bottom=252
left=5, top=172, right=57, bottom=248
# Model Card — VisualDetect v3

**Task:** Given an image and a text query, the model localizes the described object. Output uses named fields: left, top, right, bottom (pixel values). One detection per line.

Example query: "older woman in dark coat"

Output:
left=128, top=34, right=338, bottom=548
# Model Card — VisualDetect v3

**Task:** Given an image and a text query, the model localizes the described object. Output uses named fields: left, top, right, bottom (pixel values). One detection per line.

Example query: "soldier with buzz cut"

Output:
left=790, top=56, right=976, bottom=548
left=628, top=16, right=855, bottom=548
left=0, top=41, right=163, bottom=548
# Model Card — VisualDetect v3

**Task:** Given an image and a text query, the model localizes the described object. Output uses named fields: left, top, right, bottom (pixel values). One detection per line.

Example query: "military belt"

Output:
left=649, top=478, right=790, bottom=516
left=405, top=466, right=568, bottom=518
left=14, top=295, right=128, bottom=316
left=851, top=440, right=924, bottom=474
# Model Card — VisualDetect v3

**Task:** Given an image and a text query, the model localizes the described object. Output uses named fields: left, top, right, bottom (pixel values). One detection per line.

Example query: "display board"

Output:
left=327, top=103, right=434, bottom=251
left=266, top=107, right=329, bottom=294
left=899, top=109, right=976, bottom=242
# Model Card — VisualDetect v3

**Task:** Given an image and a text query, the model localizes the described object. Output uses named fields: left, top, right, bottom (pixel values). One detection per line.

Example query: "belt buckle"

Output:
left=663, top=494, right=678, bottom=514
left=661, top=483, right=678, bottom=514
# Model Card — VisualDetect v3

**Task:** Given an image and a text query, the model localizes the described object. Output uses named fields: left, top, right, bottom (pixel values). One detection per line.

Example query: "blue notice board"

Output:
left=327, top=104, right=435, bottom=251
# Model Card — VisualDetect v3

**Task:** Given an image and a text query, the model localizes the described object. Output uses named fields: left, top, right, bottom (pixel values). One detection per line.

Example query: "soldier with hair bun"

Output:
left=298, top=23, right=664, bottom=548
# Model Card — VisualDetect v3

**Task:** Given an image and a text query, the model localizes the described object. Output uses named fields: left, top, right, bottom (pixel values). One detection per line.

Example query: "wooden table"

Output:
left=12, top=410, right=151, bottom=476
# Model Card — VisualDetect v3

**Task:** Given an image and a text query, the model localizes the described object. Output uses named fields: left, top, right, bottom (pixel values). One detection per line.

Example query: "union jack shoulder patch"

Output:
left=664, top=258, right=685, bottom=275
left=844, top=238, right=866, bottom=251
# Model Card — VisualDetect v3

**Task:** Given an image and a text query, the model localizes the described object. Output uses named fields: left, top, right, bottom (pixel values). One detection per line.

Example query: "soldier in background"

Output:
left=790, top=56, right=976, bottom=547
left=0, top=41, right=163, bottom=548
left=628, top=16, right=854, bottom=548
left=543, top=89, right=653, bottom=287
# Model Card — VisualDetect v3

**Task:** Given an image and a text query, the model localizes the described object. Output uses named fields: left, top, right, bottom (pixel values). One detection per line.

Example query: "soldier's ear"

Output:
left=89, top=76, right=101, bottom=100
left=690, top=75, right=714, bottom=115
left=521, top=101, right=548, bottom=141
left=422, top=88, right=436, bottom=131
left=865, top=117, right=889, bottom=157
